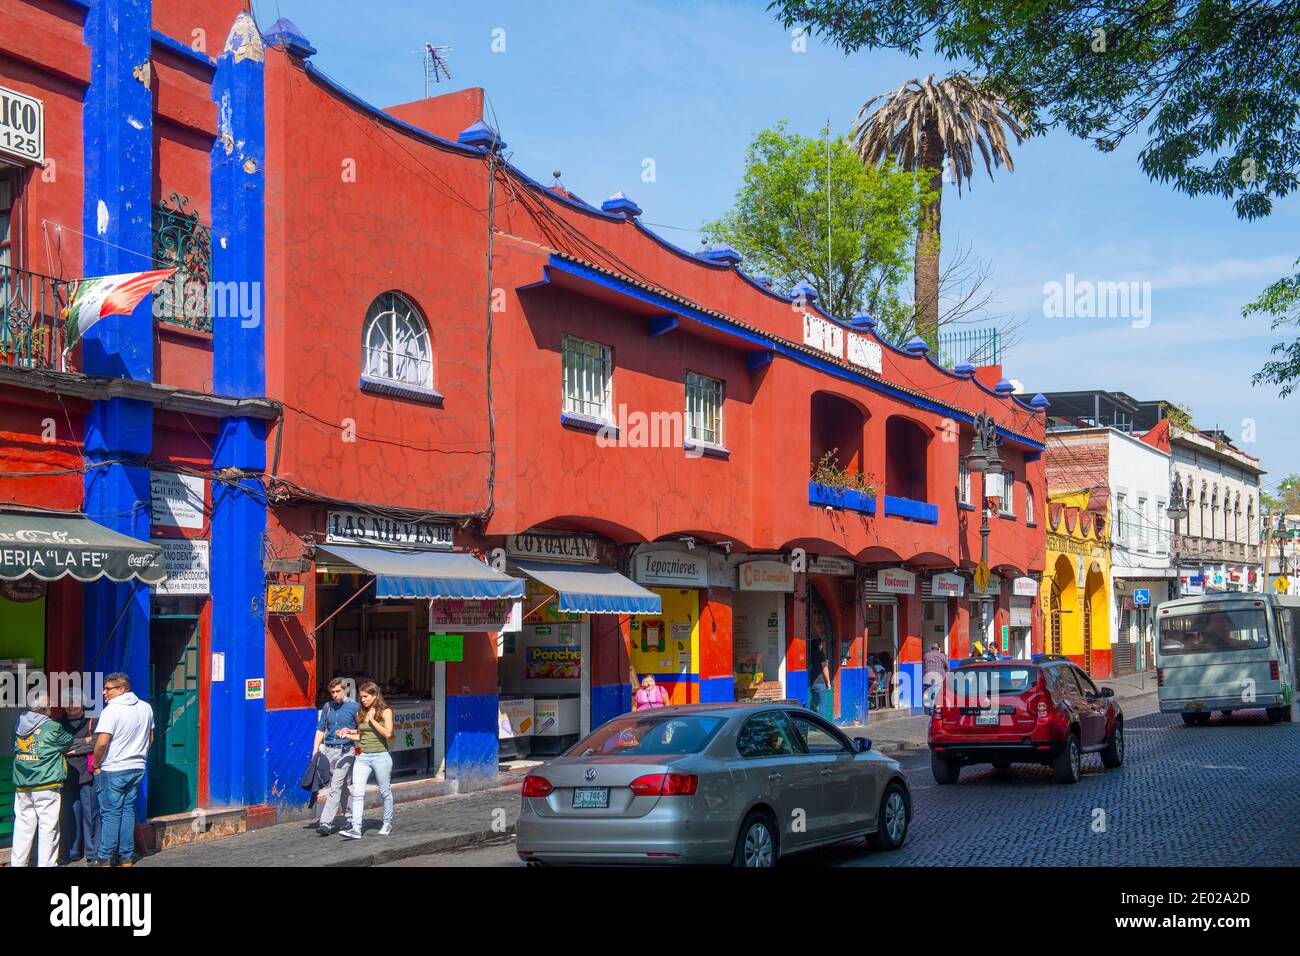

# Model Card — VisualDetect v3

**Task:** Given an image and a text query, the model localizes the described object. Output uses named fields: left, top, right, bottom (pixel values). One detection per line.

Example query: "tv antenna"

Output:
left=421, top=43, right=453, bottom=97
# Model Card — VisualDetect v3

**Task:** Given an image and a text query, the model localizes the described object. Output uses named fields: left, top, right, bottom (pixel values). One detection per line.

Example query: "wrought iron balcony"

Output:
left=0, top=264, right=71, bottom=372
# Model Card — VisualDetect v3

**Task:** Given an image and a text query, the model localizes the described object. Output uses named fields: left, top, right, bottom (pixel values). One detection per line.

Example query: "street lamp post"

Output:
left=965, top=413, right=1003, bottom=654
left=1167, top=473, right=1188, bottom=600
left=1275, top=513, right=1288, bottom=595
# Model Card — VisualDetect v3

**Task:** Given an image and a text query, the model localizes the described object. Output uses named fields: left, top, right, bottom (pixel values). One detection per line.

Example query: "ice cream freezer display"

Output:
left=499, top=696, right=535, bottom=759
left=497, top=621, right=586, bottom=756
left=530, top=695, right=580, bottom=755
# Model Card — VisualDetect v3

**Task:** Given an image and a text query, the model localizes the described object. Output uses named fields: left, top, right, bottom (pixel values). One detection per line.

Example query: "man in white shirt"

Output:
left=91, top=672, right=154, bottom=867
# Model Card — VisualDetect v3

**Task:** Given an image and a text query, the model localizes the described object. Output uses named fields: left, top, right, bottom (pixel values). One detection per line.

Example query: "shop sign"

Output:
left=390, top=703, right=433, bottom=753
left=810, top=555, right=854, bottom=576
left=429, top=598, right=516, bottom=632
left=428, top=633, right=464, bottom=662
left=0, top=579, right=45, bottom=603
left=878, top=568, right=916, bottom=594
left=151, top=538, right=209, bottom=595
left=931, top=572, right=965, bottom=598
left=738, top=560, right=794, bottom=592
left=635, top=549, right=708, bottom=587
left=980, top=573, right=1002, bottom=596
left=244, top=678, right=263, bottom=701
left=327, top=510, right=453, bottom=550
left=0, top=85, right=44, bottom=165
left=266, top=584, right=304, bottom=614
left=803, top=312, right=843, bottom=358
left=1012, top=576, right=1038, bottom=597
left=507, top=532, right=599, bottom=563
left=525, top=645, right=581, bottom=680
left=1001, top=624, right=1009, bottom=652
left=150, top=471, right=205, bottom=530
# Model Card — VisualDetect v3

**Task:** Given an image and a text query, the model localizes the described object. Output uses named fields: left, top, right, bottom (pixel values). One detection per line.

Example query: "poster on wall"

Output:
left=150, top=471, right=206, bottom=530
left=151, top=538, right=210, bottom=595
left=525, top=645, right=581, bottom=680
left=390, top=703, right=433, bottom=752
left=429, top=598, right=517, bottom=632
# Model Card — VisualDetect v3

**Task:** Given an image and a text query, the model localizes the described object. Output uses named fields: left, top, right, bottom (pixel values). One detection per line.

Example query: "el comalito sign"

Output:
left=0, top=85, right=44, bottom=165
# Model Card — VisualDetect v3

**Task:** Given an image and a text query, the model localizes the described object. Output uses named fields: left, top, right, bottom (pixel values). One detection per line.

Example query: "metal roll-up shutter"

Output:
left=861, top=571, right=900, bottom=604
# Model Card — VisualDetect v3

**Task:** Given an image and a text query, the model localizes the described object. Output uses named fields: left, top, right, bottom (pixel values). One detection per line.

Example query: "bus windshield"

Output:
left=1158, top=607, right=1271, bottom=656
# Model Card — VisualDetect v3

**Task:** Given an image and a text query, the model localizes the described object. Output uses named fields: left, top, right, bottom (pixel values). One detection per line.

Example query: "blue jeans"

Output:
left=809, top=682, right=831, bottom=719
left=96, top=769, right=144, bottom=862
left=60, top=779, right=100, bottom=862
left=350, top=751, right=394, bottom=831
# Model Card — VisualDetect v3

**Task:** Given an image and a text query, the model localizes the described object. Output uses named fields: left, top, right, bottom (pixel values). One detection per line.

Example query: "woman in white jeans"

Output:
left=338, top=682, right=395, bottom=838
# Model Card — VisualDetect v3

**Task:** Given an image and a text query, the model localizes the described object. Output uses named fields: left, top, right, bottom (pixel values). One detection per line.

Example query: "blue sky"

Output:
left=256, top=0, right=1300, bottom=487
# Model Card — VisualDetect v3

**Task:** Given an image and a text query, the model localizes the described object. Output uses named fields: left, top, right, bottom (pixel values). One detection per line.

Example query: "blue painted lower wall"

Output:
left=897, top=662, right=926, bottom=713
left=446, top=693, right=498, bottom=791
left=838, top=667, right=869, bottom=725
left=266, top=707, right=318, bottom=806
left=592, top=683, right=631, bottom=730
left=787, top=671, right=809, bottom=708
left=700, top=676, right=735, bottom=703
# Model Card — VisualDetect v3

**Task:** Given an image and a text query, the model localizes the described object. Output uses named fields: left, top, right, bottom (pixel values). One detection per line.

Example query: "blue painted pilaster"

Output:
left=207, top=13, right=269, bottom=807
left=80, top=0, right=155, bottom=823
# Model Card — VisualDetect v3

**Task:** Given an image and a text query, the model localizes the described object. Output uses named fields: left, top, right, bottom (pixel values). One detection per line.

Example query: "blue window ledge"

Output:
left=883, top=495, right=939, bottom=524
left=998, top=512, right=1017, bottom=521
left=684, top=440, right=730, bottom=460
left=809, top=481, right=876, bottom=515
left=360, top=374, right=444, bottom=407
left=958, top=501, right=976, bottom=512
left=561, top=411, right=618, bottom=437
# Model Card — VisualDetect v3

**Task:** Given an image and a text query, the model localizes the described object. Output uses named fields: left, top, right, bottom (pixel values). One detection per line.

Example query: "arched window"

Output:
left=362, top=292, right=433, bottom=389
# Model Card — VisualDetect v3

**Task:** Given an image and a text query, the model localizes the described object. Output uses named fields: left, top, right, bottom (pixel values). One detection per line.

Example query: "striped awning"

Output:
left=0, top=510, right=165, bottom=584
left=315, top=544, right=524, bottom=600
left=513, top=560, right=661, bottom=615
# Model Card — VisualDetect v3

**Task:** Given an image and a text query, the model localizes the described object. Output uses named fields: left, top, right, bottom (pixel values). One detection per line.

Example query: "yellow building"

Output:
left=1041, top=490, right=1114, bottom=678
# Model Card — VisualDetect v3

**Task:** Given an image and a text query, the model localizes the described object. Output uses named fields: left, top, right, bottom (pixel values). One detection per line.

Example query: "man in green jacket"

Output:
left=12, top=689, right=73, bottom=867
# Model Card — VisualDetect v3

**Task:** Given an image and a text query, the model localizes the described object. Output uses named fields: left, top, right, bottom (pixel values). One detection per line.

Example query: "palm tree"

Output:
left=854, top=74, right=1024, bottom=345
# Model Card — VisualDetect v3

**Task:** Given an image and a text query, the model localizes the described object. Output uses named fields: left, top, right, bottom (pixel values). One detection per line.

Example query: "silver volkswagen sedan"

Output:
left=515, top=702, right=911, bottom=866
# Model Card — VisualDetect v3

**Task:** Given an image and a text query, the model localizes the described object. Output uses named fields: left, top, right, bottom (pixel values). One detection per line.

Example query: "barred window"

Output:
left=1026, top=487, right=1034, bottom=525
left=685, top=371, right=724, bottom=447
left=959, top=457, right=971, bottom=505
left=362, top=292, right=433, bottom=389
left=562, top=334, right=612, bottom=421
left=1000, top=471, right=1015, bottom=516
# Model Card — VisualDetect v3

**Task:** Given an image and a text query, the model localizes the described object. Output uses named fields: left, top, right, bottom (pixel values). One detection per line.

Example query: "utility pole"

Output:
left=1263, top=507, right=1273, bottom=594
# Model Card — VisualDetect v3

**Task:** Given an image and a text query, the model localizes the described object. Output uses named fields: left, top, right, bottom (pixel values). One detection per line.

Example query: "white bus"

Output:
left=1155, top=593, right=1297, bottom=726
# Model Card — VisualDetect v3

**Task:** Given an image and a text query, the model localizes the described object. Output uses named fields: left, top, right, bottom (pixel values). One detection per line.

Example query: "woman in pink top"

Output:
left=633, top=675, right=669, bottom=711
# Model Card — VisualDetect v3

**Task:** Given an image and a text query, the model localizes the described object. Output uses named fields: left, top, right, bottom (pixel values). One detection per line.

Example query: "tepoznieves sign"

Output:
left=0, top=85, right=44, bottom=165
left=635, top=549, right=708, bottom=587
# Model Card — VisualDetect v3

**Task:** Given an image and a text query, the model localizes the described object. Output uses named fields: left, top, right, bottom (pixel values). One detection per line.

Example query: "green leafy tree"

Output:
left=771, top=0, right=1300, bottom=220
left=701, top=122, right=926, bottom=341
left=1261, top=476, right=1300, bottom=515
left=1243, top=257, right=1300, bottom=397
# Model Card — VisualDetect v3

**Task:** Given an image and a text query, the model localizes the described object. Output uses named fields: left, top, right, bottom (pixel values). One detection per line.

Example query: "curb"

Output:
left=326, top=824, right=518, bottom=867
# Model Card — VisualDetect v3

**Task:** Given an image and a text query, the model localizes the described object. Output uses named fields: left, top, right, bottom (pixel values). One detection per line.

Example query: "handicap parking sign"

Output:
left=1133, top=588, right=1151, bottom=606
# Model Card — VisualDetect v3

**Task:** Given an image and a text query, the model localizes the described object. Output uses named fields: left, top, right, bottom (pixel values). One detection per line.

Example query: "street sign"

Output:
left=1133, top=588, right=1151, bottom=606
left=1274, top=576, right=1291, bottom=594
left=974, top=561, right=990, bottom=593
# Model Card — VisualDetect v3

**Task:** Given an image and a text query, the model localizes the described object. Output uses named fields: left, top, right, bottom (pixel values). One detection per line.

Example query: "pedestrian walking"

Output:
left=632, top=674, right=669, bottom=711
left=339, top=683, right=394, bottom=839
left=91, top=672, right=154, bottom=867
left=809, top=637, right=832, bottom=719
left=57, top=689, right=99, bottom=864
left=311, top=678, right=358, bottom=836
left=922, top=642, right=949, bottom=714
left=11, top=689, right=73, bottom=867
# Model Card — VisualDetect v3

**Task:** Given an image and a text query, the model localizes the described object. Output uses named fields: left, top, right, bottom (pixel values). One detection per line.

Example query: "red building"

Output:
left=2, top=6, right=1047, bottom=830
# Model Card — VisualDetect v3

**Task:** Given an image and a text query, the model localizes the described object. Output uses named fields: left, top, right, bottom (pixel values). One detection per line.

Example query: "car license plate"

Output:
left=975, top=713, right=1000, bottom=726
left=572, top=787, right=609, bottom=809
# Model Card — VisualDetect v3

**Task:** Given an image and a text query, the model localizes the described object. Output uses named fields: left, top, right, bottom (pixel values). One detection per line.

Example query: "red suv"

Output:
left=928, top=656, right=1124, bottom=785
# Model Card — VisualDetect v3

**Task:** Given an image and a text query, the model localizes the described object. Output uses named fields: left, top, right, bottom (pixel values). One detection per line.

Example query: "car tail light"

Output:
left=1270, top=661, right=1279, bottom=681
left=521, top=775, right=553, bottom=798
left=629, top=773, right=698, bottom=797
left=1157, top=668, right=1164, bottom=687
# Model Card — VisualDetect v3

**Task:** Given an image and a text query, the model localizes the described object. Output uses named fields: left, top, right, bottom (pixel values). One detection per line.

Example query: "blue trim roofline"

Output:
left=543, top=256, right=1044, bottom=450
left=151, top=30, right=216, bottom=71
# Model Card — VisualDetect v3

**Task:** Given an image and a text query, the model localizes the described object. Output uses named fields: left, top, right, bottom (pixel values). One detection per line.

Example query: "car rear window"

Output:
left=947, top=666, right=1037, bottom=695
left=568, top=715, right=727, bottom=758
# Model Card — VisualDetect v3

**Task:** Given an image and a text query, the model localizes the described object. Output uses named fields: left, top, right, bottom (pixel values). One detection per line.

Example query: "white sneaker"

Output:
left=339, top=828, right=362, bottom=840
left=379, top=824, right=392, bottom=836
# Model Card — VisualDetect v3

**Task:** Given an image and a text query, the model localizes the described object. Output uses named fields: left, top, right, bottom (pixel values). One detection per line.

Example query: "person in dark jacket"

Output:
left=57, top=690, right=99, bottom=864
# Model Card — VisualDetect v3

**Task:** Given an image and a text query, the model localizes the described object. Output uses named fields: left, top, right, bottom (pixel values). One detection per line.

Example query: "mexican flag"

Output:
left=62, top=268, right=176, bottom=353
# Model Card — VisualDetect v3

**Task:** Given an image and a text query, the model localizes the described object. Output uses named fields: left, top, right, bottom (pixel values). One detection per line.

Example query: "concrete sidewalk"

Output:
left=133, top=780, right=525, bottom=867
left=842, top=669, right=1159, bottom=752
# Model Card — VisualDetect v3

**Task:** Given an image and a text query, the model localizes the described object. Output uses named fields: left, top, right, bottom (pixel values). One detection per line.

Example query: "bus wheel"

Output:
left=1266, top=706, right=1286, bottom=723
left=1182, top=712, right=1210, bottom=727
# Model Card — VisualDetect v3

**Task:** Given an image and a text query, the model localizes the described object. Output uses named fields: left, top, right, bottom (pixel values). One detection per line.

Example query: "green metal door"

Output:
left=148, top=618, right=200, bottom=817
